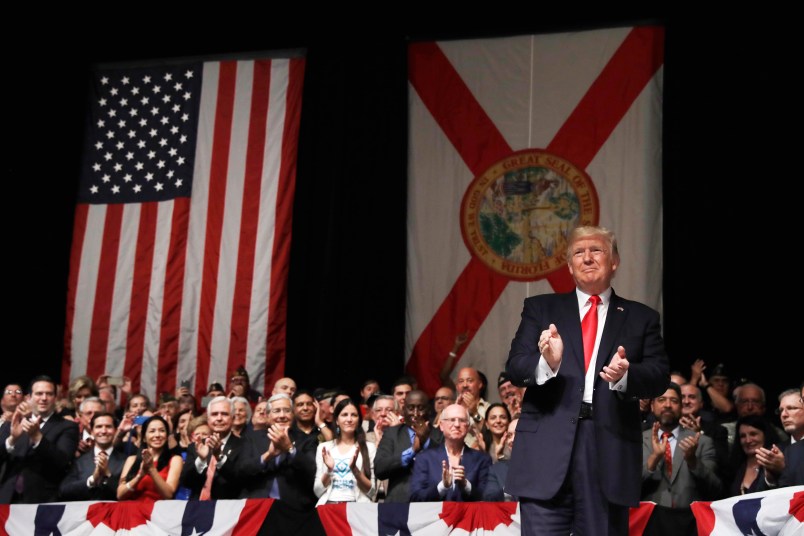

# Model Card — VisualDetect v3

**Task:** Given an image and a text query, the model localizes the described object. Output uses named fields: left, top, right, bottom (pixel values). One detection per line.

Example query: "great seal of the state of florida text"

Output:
left=459, top=149, right=599, bottom=281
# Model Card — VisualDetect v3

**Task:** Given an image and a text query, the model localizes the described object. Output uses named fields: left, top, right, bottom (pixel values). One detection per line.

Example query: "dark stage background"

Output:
left=7, top=12, right=798, bottom=406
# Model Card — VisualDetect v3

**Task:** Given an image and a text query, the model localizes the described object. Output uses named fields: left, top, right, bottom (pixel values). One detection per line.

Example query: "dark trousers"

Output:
left=520, top=418, right=629, bottom=536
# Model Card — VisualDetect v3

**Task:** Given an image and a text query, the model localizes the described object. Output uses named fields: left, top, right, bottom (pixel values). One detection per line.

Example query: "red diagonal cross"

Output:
left=407, top=28, right=664, bottom=395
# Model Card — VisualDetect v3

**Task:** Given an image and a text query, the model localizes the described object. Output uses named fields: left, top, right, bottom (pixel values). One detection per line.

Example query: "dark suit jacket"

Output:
left=505, top=290, right=669, bottom=506
left=374, top=424, right=443, bottom=502
left=0, top=414, right=79, bottom=503
left=59, top=447, right=127, bottom=500
left=483, top=460, right=515, bottom=501
left=180, top=433, right=244, bottom=500
left=409, top=445, right=491, bottom=502
left=779, top=440, right=804, bottom=487
left=641, top=427, right=721, bottom=507
left=237, top=427, right=317, bottom=510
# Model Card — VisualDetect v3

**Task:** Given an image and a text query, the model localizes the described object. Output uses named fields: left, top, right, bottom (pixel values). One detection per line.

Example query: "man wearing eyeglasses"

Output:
left=410, top=403, right=491, bottom=502
left=237, top=393, right=317, bottom=509
left=506, top=226, right=669, bottom=536
left=1, top=385, right=24, bottom=425
left=375, top=390, right=443, bottom=502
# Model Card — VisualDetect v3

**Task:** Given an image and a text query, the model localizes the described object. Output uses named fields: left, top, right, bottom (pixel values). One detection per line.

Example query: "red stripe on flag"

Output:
left=234, top=498, right=275, bottom=535
left=549, top=27, right=665, bottom=168
left=124, top=202, right=157, bottom=395
left=158, top=198, right=191, bottom=396
left=407, top=29, right=663, bottom=394
left=227, top=60, right=271, bottom=378
left=316, top=503, right=353, bottom=536
left=408, top=41, right=512, bottom=177
left=265, top=58, right=305, bottom=389
left=87, top=204, right=124, bottom=380
left=194, top=61, right=237, bottom=396
left=408, top=259, right=510, bottom=395
left=63, top=203, right=89, bottom=385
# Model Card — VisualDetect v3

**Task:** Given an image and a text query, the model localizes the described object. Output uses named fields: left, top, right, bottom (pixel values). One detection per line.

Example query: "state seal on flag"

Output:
left=460, top=149, right=599, bottom=281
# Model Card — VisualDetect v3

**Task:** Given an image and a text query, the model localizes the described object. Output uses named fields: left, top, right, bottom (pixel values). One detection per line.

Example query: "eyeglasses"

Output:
left=434, top=396, right=452, bottom=402
left=4, top=389, right=23, bottom=395
left=269, top=407, right=292, bottom=414
left=442, top=417, right=469, bottom=426
left=776, top=405, right=803, bottom=415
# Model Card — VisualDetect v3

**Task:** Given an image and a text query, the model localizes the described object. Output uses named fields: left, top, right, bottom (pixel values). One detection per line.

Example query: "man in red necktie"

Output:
left=506, top=225, right=669, bottom=536
left=641, top=383, right=721, bottom=507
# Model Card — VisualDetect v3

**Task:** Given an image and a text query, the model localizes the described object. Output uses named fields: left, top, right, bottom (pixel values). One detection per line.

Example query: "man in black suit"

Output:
left=59, top=412, right=126, bottom=500
left=238, top=393, right=317, bottom=510
left=0, top=375, right=79, bottom=503
left=506, top=226, right=668, bottom=535
left=180, top=396, right=244, bottom=500
left=375, top=390, right=443, bottom=502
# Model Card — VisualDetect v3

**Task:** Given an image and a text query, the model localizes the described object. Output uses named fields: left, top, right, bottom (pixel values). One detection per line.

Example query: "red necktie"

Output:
left=581, top=295, right=601, bottom=372
left=662, top=431, right=673, bottom=478
left=199, top=455, right=217, bottom=500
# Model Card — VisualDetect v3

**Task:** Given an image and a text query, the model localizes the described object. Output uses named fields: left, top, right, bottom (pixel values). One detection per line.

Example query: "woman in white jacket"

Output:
left=314, top=398, right=377, bottom=505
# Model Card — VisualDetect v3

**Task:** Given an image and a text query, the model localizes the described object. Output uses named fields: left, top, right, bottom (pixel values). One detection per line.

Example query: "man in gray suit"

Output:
left=375, top=390, right=443, bottom=502
left=641, top=383, right=720, bottom=507
left=59, top=412, right=126, bottom=500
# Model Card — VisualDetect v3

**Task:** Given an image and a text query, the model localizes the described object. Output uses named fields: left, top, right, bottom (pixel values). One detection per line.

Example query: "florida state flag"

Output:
left=405, top=27, right=664, bottom=394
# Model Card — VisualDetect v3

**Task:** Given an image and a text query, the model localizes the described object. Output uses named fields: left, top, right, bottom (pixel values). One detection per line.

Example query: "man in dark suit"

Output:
left=0, top=376, right=79, bottom=503
left=641, top=384, right=721, bottom=507
left=59, top=412, right=126, bottom=500
left=180, top=396, right=244, bottom=500
left=238, top=393, right=317, bottom=510
left=410, top=404, right=491, bottom=502
left=375, top=390, right=443, bottom=502
left=505, top=226, right=669, bottom=535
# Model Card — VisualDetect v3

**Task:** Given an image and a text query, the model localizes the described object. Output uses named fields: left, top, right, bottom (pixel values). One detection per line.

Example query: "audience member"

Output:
left=292, top=390, right=334, bottom=442
left=365, top=394, right=399, bottom=446
left=484, top=417, right=518, bottom=501
left=228, top=367, right=261, bottom=405
left=1, top=384, right=24, bottom=425
left=180, top=397, right=243, bottom=500
left=391, top=378, right=414, bottom=415
left=455, top=367, right=489, bottom=448
left=375, top=390, right=442, bottom=503
left=691, top=361, right=735, bottom=423
left=641, top=384, right=720, bottom=507
left=410, top=404, right=490, bottom=502
left=497, top=372, right=523, bottom=419
left=432, top=386, right=455, bottom=427
left=314, top=399, right=376, bottom=505
left=231, top=396, right=251, bottom=437
left=117, top=415, right=183, bottom=500
left=75, top=397, right=105, bottom=458
left=478, top=403, right=511, bottom=463
left=59, top=412, right=126, bottom=500
left=272, top=377, right=297, bottom=398
left=0, top=376, right=79, bottom=503
left=239, top=393, right=317, bottom=509
left=725, top=415, right=781, bottom=497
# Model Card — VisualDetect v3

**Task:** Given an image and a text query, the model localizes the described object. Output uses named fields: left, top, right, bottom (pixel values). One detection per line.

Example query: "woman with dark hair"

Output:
left=478, top=403, right=511, bottom=463
left=314, top=398, right=377, bottom=504
left=117, top=415, right=183, bottom=500
left=725, top=415, right=781, bottom=497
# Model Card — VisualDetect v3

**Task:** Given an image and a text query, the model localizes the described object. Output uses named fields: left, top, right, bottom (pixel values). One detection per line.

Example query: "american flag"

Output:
left=63, top=55, right=305, bottom=401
